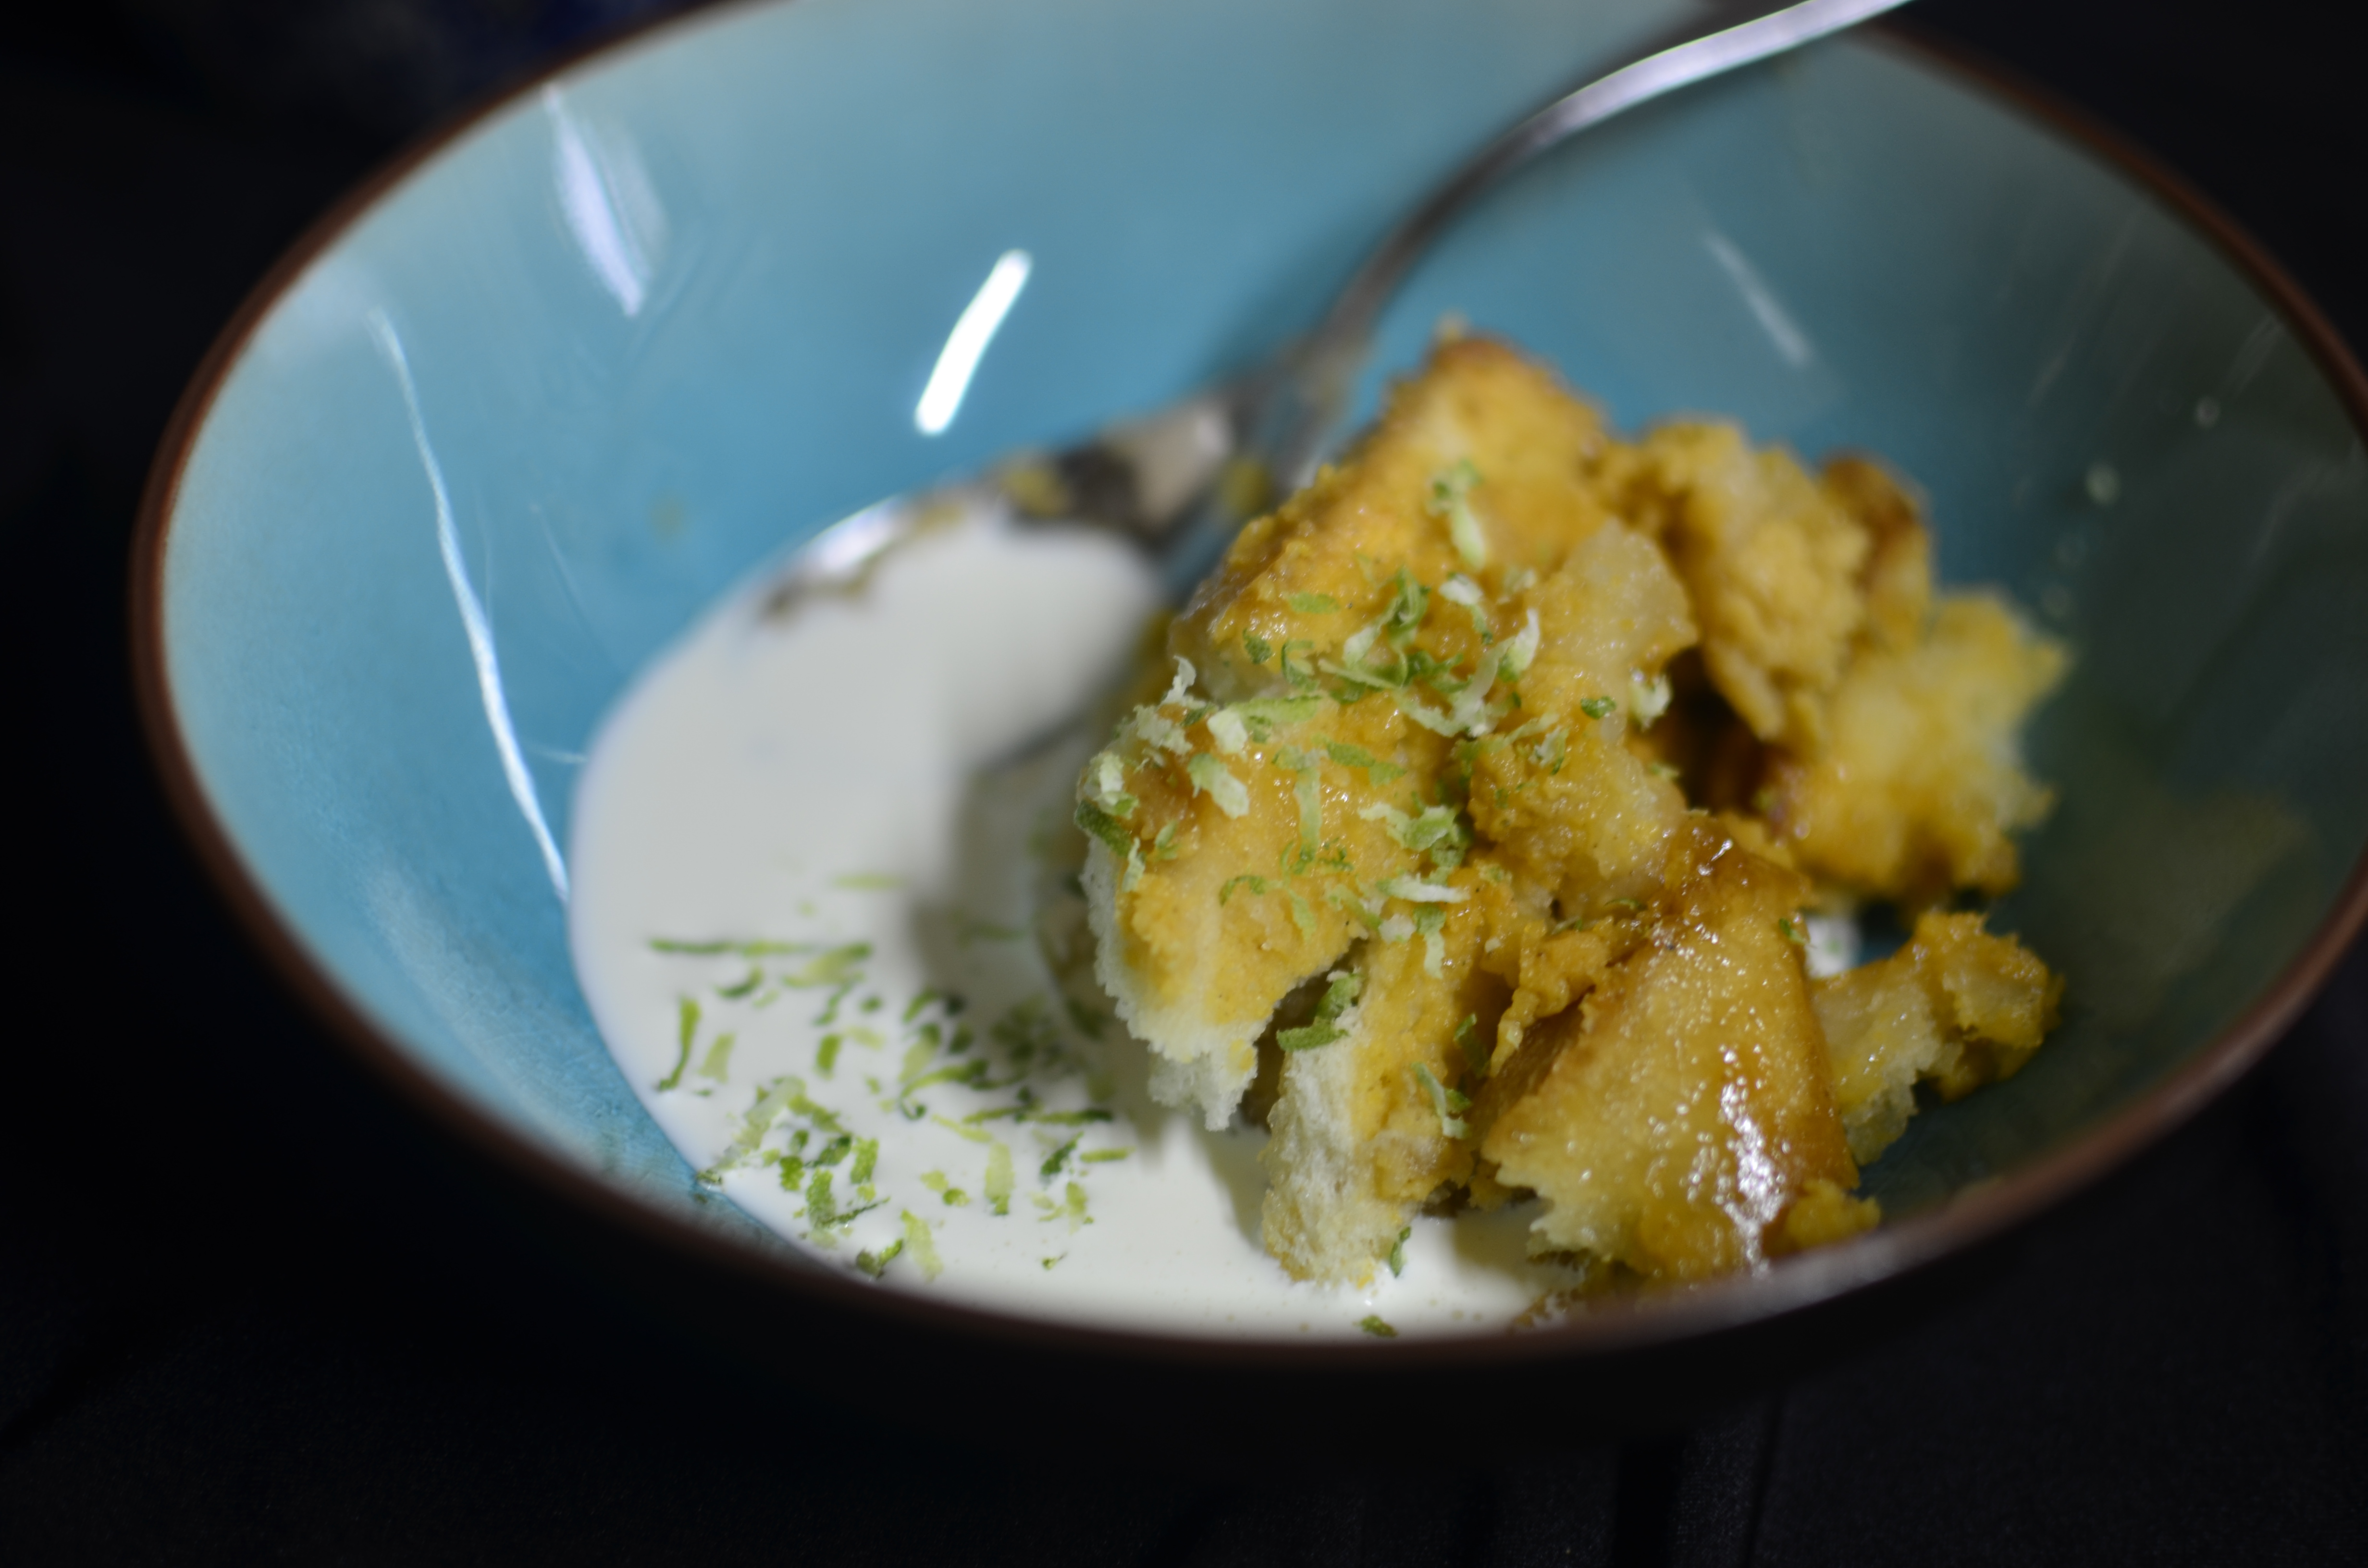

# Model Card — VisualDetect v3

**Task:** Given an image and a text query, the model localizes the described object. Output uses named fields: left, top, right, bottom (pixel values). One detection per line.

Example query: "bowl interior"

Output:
left=156, top=0, right=2368, bottom=1284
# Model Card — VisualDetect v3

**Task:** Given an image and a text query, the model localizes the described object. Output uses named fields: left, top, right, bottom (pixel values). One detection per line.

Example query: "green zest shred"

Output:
left=1413, top=1063, right=1471, bottom=1139
left=1455, top=1013, right=1488, bottom=1077
left=1413, top=906, right=1447, bottom=978
left=1074, top=800, right=1145, bottom=890
left=1038, top=1135, right=1082, bottom=1181
left=651, top=937, right=810, bottom=956
left=1287, top=592, right=1341, bottom=614
left=1186, top=754, right=1251, bottom=818
left=1578, top=695, right=1618, bottom=721
left=780, top=944, right=871, bottom=989
left=1376, top=874, right=1467, bottom=905
left=1427, top=458, right=1487, bottom=569
left=985, top=1140, right=1015, bottom=1216
left=1388, top=1226, right=1412, bottom=1276
left=1628, top=671, right=1674, bottom=727
left=1277, top=1020, right=1343, bottom=1052
left=1278, top=968, right=1362, bottom=1051
left=1324, top=741, right=1406, bottom=784
left=1231, top=695, right=1325, bottom=740
left=697, top=1031, right=737, bottom=1082
left=1281, top=750, right=1323, bottom=848
left=1218, top=873, right=1269, bottom=905
left=900, top=1211, right=943, bottom=1281
left=657, top=996, right=699, bottom=1091
left=1358, top=1314, right=1399, bottom=1339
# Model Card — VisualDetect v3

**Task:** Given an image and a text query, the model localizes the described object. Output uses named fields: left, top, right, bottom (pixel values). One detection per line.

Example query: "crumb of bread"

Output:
left=1612, top=423, right=1872, bottom=753
left=1762, top=593, right=2066, bottom=904
left=1811, top=909, right=2063, bottom=1164
left=1259, top=871, right=1499, bottom=1283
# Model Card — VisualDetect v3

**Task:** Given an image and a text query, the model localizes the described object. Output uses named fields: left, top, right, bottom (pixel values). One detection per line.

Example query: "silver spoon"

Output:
left=766, top=0, right=1913, bottom=619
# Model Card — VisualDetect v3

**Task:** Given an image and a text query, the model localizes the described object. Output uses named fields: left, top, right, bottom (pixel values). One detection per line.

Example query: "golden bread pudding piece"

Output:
left=1811, top=909, right=2064, bottom=1164
left=1480, top=823, right=1876, bottom=1281
left=1074, top=336, right=2067, bottom=1289
left=1761, top=594, right=2067, bottom=904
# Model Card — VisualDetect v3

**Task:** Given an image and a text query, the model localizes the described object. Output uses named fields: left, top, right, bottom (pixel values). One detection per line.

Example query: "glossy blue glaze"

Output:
left=160, top=0, right=2368, bottom=1244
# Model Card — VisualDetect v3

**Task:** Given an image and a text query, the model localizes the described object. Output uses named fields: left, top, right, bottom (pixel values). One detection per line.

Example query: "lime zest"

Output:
left=650, top=937, right=811, bottom=956
left=1230, top=695, right=1325, bottom=739
left=920, top=1170, right=972, bottom=1207
left=697, top=1031, right=737, bottom=1082
left=1413, top=906, right=1447, bottom=977
left=1186, top=754, right=1251, bottom=818
left=985, top=1139, right=1015, bottom=1216
left=1376, top=875, right=1467, bottom=904
left=1074, top=800, right=1145, bottom=890
left=1498, top=608, right=1540, bottom=680
left=1038, top=1134, right=1083, bottom=1182
left=1413, top=1063, right=1470, bottom=1139
left=1324, top=741, right=1405, bottom=784
left=1427, top=459, right=1487, bottom=569
left=1628, top=670, right=1673, bottom=727
left=900, top=1211, right=943, bottom=1281
left=1358, top=1314, right=1399, bottom=1339
left=1455, top=1013, right=1487, bottom=1076
left=1277, top=1021, right=1343, bottom=1052
left=779, top=944, right=871, bottom=990
left=657, top=996, right=699, bottom=1091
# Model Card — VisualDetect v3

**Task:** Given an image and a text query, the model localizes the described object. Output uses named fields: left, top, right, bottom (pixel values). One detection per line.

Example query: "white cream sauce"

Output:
left=567, top=503, right=1583, bottom=1338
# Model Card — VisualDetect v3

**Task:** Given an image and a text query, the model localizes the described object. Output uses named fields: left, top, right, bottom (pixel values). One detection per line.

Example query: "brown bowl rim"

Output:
left=127, top=5, right=2368, bottom=1375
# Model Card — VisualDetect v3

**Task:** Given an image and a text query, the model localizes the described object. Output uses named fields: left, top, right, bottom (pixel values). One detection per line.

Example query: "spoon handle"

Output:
left=1317, top=0, right=1920, bottom=360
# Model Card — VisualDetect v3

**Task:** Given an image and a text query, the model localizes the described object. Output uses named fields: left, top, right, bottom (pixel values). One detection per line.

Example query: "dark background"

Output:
left=3, top=1, right=2364, bottom=1562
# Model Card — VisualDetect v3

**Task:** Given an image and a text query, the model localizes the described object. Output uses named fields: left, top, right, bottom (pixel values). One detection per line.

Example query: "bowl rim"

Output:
left=128, top=0, right=2368, bottom=1373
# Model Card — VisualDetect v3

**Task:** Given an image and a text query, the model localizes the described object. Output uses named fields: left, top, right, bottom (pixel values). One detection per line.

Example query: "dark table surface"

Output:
left=4, top=1, right=2364, bottom=1562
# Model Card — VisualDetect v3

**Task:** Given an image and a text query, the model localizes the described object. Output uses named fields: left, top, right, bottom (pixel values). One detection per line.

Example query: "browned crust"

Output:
left=125, top=12, right=2368, bottom=1379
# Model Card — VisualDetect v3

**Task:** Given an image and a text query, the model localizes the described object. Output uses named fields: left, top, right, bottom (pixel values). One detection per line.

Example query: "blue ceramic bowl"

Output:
left=135, top=0, right=2368, bottom=1423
